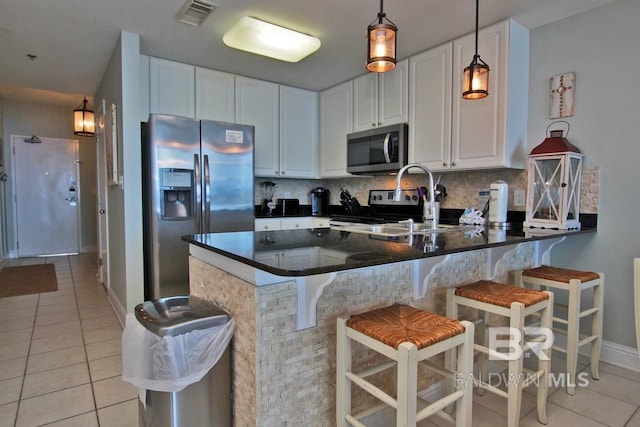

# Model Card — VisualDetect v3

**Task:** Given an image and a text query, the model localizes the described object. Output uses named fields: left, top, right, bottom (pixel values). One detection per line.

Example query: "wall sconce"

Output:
left=74, top=97, right=95, bottom=137
left=366, top=0, right=397, bottom=73
left=462, top=0, right=490, bottom=99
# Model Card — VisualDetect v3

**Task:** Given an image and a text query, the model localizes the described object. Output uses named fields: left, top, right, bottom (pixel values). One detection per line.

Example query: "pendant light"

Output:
left=366, top=0, right=397, bottom=73
left=462, top=0, right=490, bottom=99
left=73, top=96, right=95, bottom=137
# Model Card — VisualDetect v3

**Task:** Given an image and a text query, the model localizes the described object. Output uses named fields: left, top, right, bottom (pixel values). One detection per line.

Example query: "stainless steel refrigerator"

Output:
left=142, top=114, right=255, bottom=299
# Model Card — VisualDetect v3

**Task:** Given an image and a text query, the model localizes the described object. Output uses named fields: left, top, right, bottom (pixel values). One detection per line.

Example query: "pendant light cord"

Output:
left=474, top=0, right=480, bottom=58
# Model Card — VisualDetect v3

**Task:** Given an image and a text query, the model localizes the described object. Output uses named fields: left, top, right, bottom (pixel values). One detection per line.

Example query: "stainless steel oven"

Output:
left=346, top=123, right=408, bottom=175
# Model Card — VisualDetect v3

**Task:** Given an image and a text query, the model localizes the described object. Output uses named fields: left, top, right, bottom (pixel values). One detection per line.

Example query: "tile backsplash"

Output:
left=255, top=166, right=599, bottom=214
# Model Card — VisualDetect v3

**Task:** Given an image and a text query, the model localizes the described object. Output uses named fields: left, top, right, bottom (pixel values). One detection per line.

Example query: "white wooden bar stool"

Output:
left=446, top=280, right=553, bottom=427
left=336, top=303, right=474, bottom=427
left=515, top=265, right=603, bottom=395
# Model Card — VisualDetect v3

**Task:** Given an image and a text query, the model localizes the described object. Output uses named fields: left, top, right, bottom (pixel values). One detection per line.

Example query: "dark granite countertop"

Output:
left=183, top=225, right=596, bottom=277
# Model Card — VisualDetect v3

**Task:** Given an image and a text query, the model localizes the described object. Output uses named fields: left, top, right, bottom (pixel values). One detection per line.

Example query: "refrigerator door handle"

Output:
left=204, top=154, right=211, bottom=231
left=194, top=154, right=202, bottom=233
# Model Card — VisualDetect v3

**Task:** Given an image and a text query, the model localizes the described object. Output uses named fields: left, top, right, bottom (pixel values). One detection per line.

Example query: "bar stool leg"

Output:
left=445, top=288, right=459, bottom=396
left=566, top=278, right=580, bottom=395
left=397, top=343, right=418, bottom=427
left=506, top=302, right=525, bottom=427
left=456, top=321, right=474, bottom=427
left=537, top=291, right=553, bottom=424
left=591, top=274, right=604, bottom=380
left=336, top=317, right=350, bottom=427
left=477, top=309, right=490, bottom=396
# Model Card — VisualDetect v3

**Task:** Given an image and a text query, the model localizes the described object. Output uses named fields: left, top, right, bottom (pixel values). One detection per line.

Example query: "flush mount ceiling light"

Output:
left=366, top=0, right=397, bottom=73
left=223, top=16, right=321, bottom=63
left=462, top=0, right=490, bottom=99
left=73, top=97, right=95, bottom=137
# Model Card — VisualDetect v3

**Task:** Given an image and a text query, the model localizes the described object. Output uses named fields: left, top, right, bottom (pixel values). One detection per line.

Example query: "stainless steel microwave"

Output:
left=346, top=123, right=408, bottom=175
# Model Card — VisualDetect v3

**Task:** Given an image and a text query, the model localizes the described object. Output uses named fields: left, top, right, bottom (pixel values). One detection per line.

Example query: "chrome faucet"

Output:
left=393, top=163, right=437, bottom=230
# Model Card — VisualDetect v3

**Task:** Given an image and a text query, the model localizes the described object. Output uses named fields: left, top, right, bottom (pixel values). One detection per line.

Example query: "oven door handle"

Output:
left=383, top=133, right=392, bottom=163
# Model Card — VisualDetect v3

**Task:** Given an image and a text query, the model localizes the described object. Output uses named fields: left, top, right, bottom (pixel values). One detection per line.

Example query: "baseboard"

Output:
left=552, top=332, right=640, bottom=372
left=107, top=289, right=127, bottom=328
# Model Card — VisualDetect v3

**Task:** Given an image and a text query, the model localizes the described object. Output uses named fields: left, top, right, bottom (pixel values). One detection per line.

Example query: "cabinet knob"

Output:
left=281, top=171, right=285, bottom=175
left=443, top=162, right=447, bottom=167
left=451, top=162, right=456, bottom=167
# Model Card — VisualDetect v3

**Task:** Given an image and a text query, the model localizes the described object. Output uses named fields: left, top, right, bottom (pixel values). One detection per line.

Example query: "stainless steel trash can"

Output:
left=135, top=296, right=232, bottom=427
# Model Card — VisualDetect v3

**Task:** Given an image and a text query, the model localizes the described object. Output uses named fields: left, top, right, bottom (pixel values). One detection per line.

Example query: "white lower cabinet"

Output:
left=255, top=217, right=329, bottom=231
left=255, top=218, right=282, bottom=231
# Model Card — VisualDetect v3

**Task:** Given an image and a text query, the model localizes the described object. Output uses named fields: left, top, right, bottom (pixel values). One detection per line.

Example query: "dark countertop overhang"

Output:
left=183, top=225, right=596, bottom=277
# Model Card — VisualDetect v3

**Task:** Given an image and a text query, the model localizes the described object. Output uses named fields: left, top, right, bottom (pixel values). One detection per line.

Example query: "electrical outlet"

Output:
left=514, top=189, right=525, bottom=207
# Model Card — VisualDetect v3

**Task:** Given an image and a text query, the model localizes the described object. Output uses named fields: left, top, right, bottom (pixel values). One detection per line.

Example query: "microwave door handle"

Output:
left=383, top=133, right=392, bottom=163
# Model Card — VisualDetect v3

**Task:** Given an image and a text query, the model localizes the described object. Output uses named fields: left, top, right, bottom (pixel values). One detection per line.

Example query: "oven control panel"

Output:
left=368, top=189, right=420, bottom=206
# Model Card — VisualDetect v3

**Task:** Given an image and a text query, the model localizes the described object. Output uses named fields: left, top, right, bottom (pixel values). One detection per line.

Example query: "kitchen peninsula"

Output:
left=184, top=225, right=594, bottom=426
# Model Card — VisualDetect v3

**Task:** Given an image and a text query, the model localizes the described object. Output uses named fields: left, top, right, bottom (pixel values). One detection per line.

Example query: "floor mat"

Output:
left=0, top=263, right=58, bottom=297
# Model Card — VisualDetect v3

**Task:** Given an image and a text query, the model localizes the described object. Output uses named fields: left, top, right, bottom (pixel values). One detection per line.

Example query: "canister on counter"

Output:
left=488, top=180, right=509, bottom=225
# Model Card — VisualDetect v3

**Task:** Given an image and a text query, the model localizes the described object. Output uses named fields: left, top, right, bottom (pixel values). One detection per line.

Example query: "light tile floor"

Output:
left=0, top=254, right=138, bottom=427
left=3, top=255, right=640, bottom=426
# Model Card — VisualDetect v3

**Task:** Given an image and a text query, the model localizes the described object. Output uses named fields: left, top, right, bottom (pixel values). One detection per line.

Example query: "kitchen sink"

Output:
left=333, top=223, right=460, bottom=237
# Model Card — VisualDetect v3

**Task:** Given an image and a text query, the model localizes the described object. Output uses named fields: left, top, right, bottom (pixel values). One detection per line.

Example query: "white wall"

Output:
left=94, top=31, right=144, bottom=318
left=528, top=0, right=640, bottom=349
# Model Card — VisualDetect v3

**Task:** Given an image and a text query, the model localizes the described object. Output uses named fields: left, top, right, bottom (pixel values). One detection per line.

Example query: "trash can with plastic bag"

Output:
left=122, top=296, right=234, bottom=427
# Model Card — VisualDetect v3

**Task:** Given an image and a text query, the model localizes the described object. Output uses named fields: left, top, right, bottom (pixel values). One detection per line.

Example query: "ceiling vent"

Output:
left=176, top=0, right=218, bottom=27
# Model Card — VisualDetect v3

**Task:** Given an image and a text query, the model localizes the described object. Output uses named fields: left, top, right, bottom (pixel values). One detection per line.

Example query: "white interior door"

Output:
left=12, top=135, right=80, bottom=256
left=95, top=100, right=110, bottom=286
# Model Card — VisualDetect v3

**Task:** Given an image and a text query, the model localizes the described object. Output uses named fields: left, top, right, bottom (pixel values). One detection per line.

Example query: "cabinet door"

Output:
left=319, top=81, right=353, bottom=178
left=451, top=20, right=528, bottom=170
left=140, top=55, right=150, bottom=122
left=195, top=68, right=235, bottom=122
left=281, top=217, right=315, bottom=230
left=353, top=73, right=378, bottom=131
left=379, top=59, right=409, bottom=127
left=279, top=86, right=318, bottom=178
left=236, top=77, right=279, bottom=177
left=409, top=44, right=452, bottom=171
left=149, top=57, right=195, bottom=117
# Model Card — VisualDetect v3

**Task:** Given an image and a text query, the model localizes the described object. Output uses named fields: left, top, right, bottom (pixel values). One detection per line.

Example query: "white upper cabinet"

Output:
left=279, top=85, right=318, bottom=178
left=409, top=43, right=453, bottom=170
left=409, top=20, right=528, bottom=171
left=353, top=59, right=408, bottom=132
left=451, top=19, right=529, bottom=170
left=319, top=81, right=353, bottom=178
left=236, top=78, right=317, bottom=178
left=235, top=76, right=280, bottom=177
left=195, top=68, right=235, bottom=122
left=149, top=57, right=195, bottom=118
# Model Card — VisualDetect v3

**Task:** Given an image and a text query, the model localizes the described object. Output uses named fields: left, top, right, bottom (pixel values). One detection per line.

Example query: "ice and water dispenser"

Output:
left=160, top=168, right=194, bottom=219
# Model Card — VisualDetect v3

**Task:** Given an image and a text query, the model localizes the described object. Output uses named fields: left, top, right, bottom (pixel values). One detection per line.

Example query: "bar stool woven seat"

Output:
left=347, top=304, right=466, bottom=349
left=521, top=265, right=600, bottom=284
left=517, top=265, right=604, bottom=395
left=337, top=304, right=474, bottom=427
left=454, top=280, right=549, bottom=308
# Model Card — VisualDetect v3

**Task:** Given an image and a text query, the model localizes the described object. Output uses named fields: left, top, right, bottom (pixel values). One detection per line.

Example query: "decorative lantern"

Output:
left=524, top=121, right=583, bottom=229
